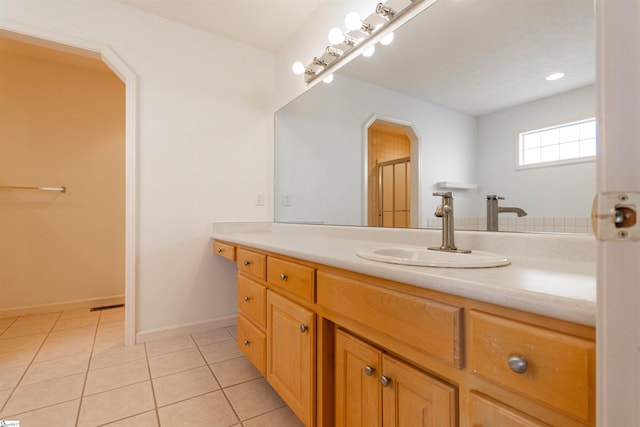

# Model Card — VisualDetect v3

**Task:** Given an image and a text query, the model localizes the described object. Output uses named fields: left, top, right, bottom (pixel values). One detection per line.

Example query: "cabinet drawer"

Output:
left=317, top=271, right=463, bottom=368
left=267, top=257, right=315, bottom=302
left=237, top=313, right=266, bottom=375
left=237, top=275, right=266, bottom=328
left=237, top=248, right=267, bottom=280
left=469, top=392, right=549, bottom=427
left=213, top=241, right=236, bottom=261
left=468, top=310, right=594, bottom=422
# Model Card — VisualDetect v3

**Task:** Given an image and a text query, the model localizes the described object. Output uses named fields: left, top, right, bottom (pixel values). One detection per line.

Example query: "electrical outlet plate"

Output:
left=592, top=191, right=639, bottom=241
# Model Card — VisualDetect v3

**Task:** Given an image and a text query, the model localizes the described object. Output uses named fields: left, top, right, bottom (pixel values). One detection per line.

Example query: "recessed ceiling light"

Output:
left=546, top=72, right=565, bottom=81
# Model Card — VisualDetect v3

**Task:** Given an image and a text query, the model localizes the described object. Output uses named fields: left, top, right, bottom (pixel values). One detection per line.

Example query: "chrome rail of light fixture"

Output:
left=302, top=0, right=440, bottom=84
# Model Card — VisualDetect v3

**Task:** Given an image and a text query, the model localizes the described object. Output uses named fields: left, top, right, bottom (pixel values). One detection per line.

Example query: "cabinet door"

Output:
left=267, top=290, right=315, bottom=426
left=335, top=330, right=382, bottom=427
left=381, top=355, right=456, bottom=427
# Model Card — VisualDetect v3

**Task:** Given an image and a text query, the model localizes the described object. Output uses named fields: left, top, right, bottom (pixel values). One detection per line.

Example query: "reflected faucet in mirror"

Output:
left=486, top=195, right=528, bottom=231
left=429, top=192, right=471, bottom=253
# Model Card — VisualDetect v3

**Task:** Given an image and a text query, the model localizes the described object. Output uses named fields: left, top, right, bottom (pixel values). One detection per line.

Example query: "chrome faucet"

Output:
left=486, top=195, right=528, bottom=231
left=429, top=192, right=470, bottom=253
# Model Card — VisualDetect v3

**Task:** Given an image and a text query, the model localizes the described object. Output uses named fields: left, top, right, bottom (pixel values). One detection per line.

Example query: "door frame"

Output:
left=0, top=23, right=138, bottom=346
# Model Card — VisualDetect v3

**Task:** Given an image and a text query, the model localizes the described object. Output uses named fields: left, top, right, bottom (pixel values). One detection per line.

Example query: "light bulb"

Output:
left=362, top=45, right=376, bottom=57
left=323, top=74, right=334, bottom=84
left=380, top=32, right=394, bottom=46
left=328, top=27, right=344, bottom=45
left=292, top=61, right=305, bottom=75
left=345, top=12, right=361, bottom=31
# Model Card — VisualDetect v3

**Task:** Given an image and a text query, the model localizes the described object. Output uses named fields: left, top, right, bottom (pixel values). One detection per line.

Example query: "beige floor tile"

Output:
left=99, top=308, right=125, bottom=324
left=152, top=365, right=220, bottom=407
left=145, top=334, right=195, bottom=357
left=93, top=337, right=125, bottom=352
left=0, top=365, right=26, bottom=391
left=20, top=353, right=89, bottom=386
left=47, top=325, right=97, bottom=342
left=103, top=410, right=159, bottom=426
left=158, top=391, right=238, bottom=427
left=1, top=399, right=80, bottom=427
left=52, top=315, right=99, bottom=332
left=199, top=338, right=243, bottom=364
left=0, top=373, right=85, bottom=416
left=242, top=406, right=305, bottom=427
left=84, top=358, right=149, bottom=396
left=191, top=327, right=233, bottom=347
left=226, top=325, right=238, bottom=339
left=59, top=307, right=96, bottom=320
left=0, top=317, right=17, bottom=334
left=224, top=377, right=285, bottom=421
left=0, top=349, right=37, bottom=370
left=97, top=320, right=125, bottom=335
left=77, top=381, right=155, bottom=427
left=148, top=347, right=206, bottom=378
left=13, top=313, right=60, bottom=327
left=33, top=338, right=93, bottom=363
left=210, top=356, right=261, bottom=388
left=1, top=323, right=54, bottom=339
left=0, top=334, right=46, bottom=354
left=90, top=343, right=146, bottom=371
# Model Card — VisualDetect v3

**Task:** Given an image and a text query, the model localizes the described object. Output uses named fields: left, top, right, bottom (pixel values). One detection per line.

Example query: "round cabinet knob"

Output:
left=243, top=339, right=250, bottom=346
left=299, top=324, right=308, bottom=333
left=217, top=248, right=223, bottom=253
left=243, top=260, right=251, bottom=267
left=508, top=355, right=528, bottom=374
left=279, top=273, right=288, bottom=281
left=243, top=296, right=250, bottom=302
left=379, top=375, right=391, bottom=387
left=364, top=365, right=376, bottom=377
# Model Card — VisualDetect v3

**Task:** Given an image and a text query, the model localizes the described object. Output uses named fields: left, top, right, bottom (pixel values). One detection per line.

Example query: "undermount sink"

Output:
left=356, top=247, right=510, bottom=268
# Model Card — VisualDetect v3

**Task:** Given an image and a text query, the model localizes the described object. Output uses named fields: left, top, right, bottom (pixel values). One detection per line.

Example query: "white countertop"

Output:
left=212, top=222, right=596, bottom=327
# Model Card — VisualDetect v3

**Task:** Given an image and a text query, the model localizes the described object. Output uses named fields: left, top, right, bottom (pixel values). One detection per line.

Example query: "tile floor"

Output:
left=0, top=308, right=304, bottom=426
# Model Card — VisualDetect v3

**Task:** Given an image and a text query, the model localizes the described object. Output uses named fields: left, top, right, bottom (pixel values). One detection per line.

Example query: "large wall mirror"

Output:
left=275, top=0, right=595, bottom=234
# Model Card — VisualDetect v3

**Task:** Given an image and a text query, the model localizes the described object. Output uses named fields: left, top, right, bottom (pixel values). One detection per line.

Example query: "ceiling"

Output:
left=113, top=0, right=326, bottom=52
left=112, top=0, right=594, bottom=116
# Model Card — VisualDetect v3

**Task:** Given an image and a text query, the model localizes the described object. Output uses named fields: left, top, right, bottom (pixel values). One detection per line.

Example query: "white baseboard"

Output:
left=135, top=315, right=238, bottom=343
left=0, top=295, right=125, bottom=318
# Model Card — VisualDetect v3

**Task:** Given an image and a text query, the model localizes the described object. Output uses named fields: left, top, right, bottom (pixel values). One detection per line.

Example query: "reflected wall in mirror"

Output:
left=275, top=0, right=595, bottom=233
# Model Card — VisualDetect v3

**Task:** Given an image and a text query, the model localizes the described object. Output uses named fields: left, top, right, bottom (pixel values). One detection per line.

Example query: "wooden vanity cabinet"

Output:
left=335, top=329, right=456, bottom=427
left=214, top=241, right=595, bottom=427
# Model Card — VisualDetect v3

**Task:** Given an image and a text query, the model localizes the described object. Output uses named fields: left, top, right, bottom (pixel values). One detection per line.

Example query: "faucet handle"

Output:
left=487, top=194, right=505, bottom=200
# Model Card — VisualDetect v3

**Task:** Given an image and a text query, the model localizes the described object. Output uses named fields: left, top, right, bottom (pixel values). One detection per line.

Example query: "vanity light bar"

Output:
left=302, top=0, right=440, bottom=84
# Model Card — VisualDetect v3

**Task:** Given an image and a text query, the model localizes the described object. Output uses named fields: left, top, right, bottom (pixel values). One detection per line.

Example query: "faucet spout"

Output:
left=486, top=195, right=527, bottom=231
left=498, top=207, right=527, bottom=217
left=429, top=192, right=470, bottom=253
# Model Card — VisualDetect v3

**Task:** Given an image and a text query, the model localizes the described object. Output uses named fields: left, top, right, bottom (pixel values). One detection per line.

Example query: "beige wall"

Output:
left=0, top=38, right=125, bottom=312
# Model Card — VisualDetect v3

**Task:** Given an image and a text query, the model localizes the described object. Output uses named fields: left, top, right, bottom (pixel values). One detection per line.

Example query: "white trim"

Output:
left=0, top=295, right=125, bottom=318
left=136, top=315, right=238, bottom=343
left=0, top=22, right=138, bottom=346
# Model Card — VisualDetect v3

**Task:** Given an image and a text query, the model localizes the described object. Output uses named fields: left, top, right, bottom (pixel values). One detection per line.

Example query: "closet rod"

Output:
left=0, top=185, right=66, bottom=193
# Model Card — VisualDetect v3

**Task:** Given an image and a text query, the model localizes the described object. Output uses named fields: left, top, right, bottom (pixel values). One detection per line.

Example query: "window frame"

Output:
left=515, top=117, right=597, bottom=170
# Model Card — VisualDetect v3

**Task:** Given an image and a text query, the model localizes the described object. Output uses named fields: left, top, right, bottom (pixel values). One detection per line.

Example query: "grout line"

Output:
left=74, top=309, right=102, bottom=427
left=143, top=340, right=162, bottom=427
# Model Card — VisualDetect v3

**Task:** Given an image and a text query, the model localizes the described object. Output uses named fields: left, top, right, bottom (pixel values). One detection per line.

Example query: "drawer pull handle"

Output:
left=217, top=248, right=223, bottom=253
left=379, top=375, right=391, bottom=387
left=243, top=339, right=250, bottom=346
left=243, top=296, right=250, bottom=302
left=299, top=324, right=308, bottom=333
left=243, top=260, right=251, bottom=267
left=280, top=273, right=288, bottom=281
left=508, top=355, right=528, bottom=374
left=364, top=365, right=375, bottom=376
